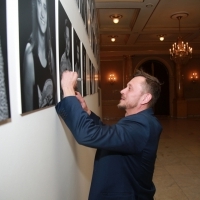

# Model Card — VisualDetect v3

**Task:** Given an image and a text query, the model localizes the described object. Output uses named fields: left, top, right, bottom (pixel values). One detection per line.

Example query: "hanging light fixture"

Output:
left=110, top=14, right=122, bottom=24
left=169, top=13, right=192, bottom=64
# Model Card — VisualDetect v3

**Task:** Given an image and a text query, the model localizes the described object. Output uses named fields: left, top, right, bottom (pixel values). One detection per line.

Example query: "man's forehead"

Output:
left=130, top=76, right=145, bottom=83
left=127, top=76, right=144, bottom=88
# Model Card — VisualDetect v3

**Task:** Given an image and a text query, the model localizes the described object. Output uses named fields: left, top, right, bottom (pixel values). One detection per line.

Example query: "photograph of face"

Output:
left=73, top=29, right=82, bottom=95
left=19, top=0, right=57, bottom=113
left=0, top=0, right=10, bottom=122
left=59, top=2, right=72, bottom=74
left=59, top=1, right=72, bottom=99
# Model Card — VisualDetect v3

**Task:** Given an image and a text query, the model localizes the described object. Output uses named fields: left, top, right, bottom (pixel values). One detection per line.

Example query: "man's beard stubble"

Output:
left=117, top=102, right=126, bottom=110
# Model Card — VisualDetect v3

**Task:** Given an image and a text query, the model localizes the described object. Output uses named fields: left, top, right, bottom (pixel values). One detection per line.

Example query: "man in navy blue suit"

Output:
left=56, top=70, right=162, bottom=200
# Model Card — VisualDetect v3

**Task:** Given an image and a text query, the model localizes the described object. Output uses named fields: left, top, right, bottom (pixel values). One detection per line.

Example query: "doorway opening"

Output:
left=139, top=60, right=170, bottom=116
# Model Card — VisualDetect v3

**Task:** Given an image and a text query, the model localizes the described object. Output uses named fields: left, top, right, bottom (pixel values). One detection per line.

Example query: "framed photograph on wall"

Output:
left=59, top=1, right=73, bottom=98
left=80, top=0, right=87, bottom=28
left=89, top=60, right=95, bottom=95
left=73, top=29, right=82, bottom=95
left=80, top=0, right=85, bottom=23
left=75, top=0, right=79, bottom=9
left=82, top=43, right=87, bottom=97
left=86, top=0, right=91, bottom=45
left=18, top=0, right=57, bottom=114
left=85, top=1, right=89, bottom=34
left=0, top=0, right=10, bottom=122
left=90, top=0, right=95, bottom=27
left=59, top=1, right=72, bottom=73
left=86, top=56, right=90, bottom=95
left=92, top=64, right=96, bottom=94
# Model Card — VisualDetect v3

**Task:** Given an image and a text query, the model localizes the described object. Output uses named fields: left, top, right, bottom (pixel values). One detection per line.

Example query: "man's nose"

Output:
left=120, top=88, right=125, bottom=94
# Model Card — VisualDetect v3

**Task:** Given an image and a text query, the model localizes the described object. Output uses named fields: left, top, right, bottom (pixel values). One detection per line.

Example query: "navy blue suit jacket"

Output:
left=56, top=96, right=162, bottom=200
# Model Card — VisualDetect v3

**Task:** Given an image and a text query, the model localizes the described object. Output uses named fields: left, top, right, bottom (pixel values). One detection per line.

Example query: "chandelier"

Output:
left=169, top=13, right=192, bottom=64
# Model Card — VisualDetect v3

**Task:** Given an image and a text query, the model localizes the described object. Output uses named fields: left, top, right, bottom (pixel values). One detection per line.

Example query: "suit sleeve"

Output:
left=55, top=96, right=149, bottom=153
left=90, top=111, right=105, bottom=126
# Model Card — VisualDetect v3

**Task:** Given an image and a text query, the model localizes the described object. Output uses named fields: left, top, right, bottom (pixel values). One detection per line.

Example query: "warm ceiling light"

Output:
left=113, top=18, right=119, bottom=24
left=111, top=37, right=116, bottom=42
left=110, top=14, right=122, bottom=24
left=109, top=35, right=118, bottom=42
left=159, top=35, right=164, bottom=41
left=157, top=34, right=165, bottom=41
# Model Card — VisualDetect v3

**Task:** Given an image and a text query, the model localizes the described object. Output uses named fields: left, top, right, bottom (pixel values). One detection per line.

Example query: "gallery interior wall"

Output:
left=0, top=0, right=101, bottom=200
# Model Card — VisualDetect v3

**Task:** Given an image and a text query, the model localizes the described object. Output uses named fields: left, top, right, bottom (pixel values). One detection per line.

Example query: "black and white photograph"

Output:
left=75, top=0, right=79, bottom=9
left=90, top=0, right=95, bottom=27
left=0, top=0, right=10, bottom=122
left=94, top=17, right=99, bottom=60
left=85, top=0, right=89, bottom=35
left=80, top=0, right=86, bottom=26
left=89, top=59, right=93, bottom=95
left=73, top=29, right=82, bottom=95
left=86, top=57, right=90, bottom=95
left=91, top=26, right=95, bottom=55
left=91, top=64, right=96, bottom=94
left=18, top=0, right=57, bottom=113
left=82, top=43, right=87, bottom=96
left=59, top=1, right=72, bottom=98
left=94, top=67, right=98, bottom=93
left=86, top=55, right=91, bottom=95
left=59, top=2, right=72, bottom=74
left=86, top=0, right=91, bottom=44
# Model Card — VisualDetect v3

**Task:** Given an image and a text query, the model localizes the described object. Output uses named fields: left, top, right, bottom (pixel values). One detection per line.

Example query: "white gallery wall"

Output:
left=0, top=0, right=101, bottom=199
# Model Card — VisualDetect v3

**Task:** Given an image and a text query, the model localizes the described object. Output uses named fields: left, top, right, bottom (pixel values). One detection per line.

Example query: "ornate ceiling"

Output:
left=95, top=0, right=200, bottom=59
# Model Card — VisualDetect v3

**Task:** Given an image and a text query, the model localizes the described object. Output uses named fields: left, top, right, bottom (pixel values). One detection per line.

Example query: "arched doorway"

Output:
left=139, top=60, right=170, bottom=115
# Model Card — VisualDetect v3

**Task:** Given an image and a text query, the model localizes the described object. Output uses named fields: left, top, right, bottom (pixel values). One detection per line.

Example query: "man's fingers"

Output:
left=75, top=91, right=83, bottom=102
left=62, top=70, right=77, bottom=76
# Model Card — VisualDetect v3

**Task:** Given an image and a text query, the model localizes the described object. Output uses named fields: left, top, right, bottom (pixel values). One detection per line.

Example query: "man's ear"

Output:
left=141, top=93, right=152, bottom=104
